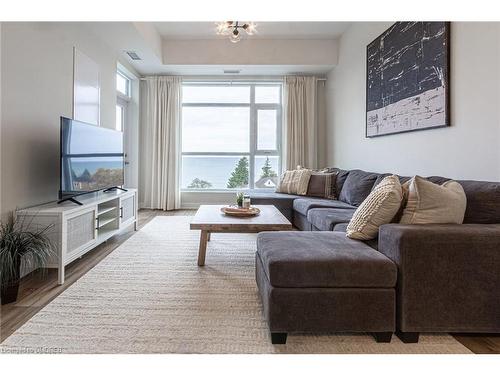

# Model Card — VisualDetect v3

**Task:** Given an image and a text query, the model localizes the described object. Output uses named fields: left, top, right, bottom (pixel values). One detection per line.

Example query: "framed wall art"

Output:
left=366, top=22, right=450, bottom=137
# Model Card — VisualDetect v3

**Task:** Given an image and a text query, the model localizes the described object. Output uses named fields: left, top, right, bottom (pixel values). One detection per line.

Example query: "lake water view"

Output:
left=181, top=155, right=279, bottom=189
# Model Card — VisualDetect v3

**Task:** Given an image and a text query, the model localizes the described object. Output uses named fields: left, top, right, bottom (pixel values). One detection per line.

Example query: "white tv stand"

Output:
left=17, top=189, right=138, bottom=285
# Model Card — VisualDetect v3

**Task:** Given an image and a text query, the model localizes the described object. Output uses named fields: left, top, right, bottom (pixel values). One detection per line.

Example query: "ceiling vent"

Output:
left=126, top=51, right=142, bottom=61
left=223, top=69, right=241, bottom=74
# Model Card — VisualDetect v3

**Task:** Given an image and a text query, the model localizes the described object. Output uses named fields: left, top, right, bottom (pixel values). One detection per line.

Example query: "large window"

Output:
left=181, top=82, right=282, bottom=190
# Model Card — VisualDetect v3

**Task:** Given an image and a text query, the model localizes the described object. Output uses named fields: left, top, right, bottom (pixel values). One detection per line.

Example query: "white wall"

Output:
left=163, top=39, right=338, bottom=66
left=0, top=23, right=123, bottom=217
left=326, top=22, right=500, bottom=181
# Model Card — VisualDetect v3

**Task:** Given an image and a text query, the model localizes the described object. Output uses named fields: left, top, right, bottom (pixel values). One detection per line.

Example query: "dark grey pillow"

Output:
left=398, top=175, right=412, bottom=184
left=426, top=175, right=450, bottom=185
left=372, top=174, right=412, bottom=190
left=326, top=167, right=350, bottom=198
left=458, top=180, right=500, bottom=224
left=371, top=173, right=391, bottom=191
left=338, top=169, right=379, bottom=206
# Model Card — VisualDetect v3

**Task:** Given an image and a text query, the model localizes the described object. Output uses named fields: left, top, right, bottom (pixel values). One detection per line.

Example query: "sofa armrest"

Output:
left=378, top=223, right=500, bottom=333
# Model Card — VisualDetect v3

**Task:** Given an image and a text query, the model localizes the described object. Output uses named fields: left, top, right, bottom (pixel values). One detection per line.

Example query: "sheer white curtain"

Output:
left=140, top=76, right=182, bottom=210
left=283, top=76, right=317, bottom=170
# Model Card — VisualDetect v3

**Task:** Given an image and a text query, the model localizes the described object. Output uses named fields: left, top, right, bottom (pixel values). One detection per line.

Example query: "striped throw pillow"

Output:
left=276, top=169, right=312, bottom=195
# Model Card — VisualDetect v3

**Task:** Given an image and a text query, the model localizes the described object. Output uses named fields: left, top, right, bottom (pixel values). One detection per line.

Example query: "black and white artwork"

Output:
left=366, top=22, right=450, bottom=137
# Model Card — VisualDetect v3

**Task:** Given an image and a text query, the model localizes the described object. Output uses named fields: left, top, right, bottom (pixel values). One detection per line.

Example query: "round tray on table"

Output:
left=220, top=206, right=261, bottom=217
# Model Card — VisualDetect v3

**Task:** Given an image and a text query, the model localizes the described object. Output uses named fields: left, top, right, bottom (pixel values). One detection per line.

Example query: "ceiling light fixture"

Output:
left=216, top=21, right=257, bottom=43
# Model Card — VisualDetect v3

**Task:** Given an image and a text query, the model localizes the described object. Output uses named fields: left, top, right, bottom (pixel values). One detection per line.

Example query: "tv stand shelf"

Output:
left=98, top=206, right=117, bottom=216
left=17, top=189, right=138, bottom=285
left=97, top=216, right=118, bottom=228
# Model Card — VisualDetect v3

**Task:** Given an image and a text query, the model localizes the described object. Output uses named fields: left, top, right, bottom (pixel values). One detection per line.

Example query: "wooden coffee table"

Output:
left=190, top=205, right=292, bottom=266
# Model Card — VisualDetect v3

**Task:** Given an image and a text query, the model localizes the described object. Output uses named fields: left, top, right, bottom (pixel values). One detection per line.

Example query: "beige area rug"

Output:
left=1, top=216, right=471, bottom=354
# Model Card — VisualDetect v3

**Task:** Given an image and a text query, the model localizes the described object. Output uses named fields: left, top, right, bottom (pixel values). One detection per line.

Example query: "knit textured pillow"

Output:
left=346, top=175, right=403, bottom=240
left=276, top=168, right=312, bottom=195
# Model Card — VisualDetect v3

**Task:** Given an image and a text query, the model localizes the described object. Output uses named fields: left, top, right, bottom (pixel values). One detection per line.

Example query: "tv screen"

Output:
left=60, top=117, right=124, bottom=198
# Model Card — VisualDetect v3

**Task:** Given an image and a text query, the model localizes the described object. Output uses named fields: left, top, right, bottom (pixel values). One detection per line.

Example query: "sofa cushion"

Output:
left=399, top=175, right=412, bottom=184
left=333, top=222, right=349, bottom=232
left=293, top=198, right=355, bottom=216
left=336, top=169, right=350, bottom=197
left=307, top=208, right=356, bottom=231
left=426, top=175, right=450, bottom=185
left=293, top=212, right=313, bottom=231
left=373, top=174, right=412, bottom=190
left=338, top=169, right=380, bottom=206
left=371, top=173, right=391, bottom=190
left=247, top=191, right=302, bottom=222
left=458, top=180, right=500, bottom=224
left=256, top=231, right=397, bottom=288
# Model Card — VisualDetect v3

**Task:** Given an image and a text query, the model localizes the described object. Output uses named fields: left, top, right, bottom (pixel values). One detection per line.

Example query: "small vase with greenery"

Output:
left=1, top=213, right=54, bottom=305
left=236, top=192, right=244, bottom=208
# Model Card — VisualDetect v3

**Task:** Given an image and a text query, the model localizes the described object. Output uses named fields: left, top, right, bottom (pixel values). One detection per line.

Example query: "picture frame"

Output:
left=366, top=22, right=450, bottom=137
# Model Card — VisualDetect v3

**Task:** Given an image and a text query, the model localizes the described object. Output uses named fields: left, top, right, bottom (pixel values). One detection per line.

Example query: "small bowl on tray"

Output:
left=220, top=206, right=260, bottom=217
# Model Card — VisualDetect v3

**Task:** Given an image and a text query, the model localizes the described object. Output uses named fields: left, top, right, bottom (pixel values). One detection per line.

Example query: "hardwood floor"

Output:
left=453, top=334, right=500, bottom=354
left=1, top=208, right=498, bottom=354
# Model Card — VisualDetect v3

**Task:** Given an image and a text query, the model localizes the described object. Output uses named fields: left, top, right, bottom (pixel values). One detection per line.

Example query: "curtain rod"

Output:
left=140, top=76, right=327, bottom=81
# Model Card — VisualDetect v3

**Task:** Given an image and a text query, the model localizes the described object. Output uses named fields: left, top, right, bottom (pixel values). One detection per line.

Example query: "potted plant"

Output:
left=1, top=213, right=54, bottom=305
left=236, top=192, right=244, bottom=208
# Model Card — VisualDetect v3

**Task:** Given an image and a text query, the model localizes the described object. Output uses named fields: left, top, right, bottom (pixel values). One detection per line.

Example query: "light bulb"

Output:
left=230, top=30, right=241, bottom=43
left=216, top=21, right=232, bottom=35
left=245, top=22, right=257, bottom=35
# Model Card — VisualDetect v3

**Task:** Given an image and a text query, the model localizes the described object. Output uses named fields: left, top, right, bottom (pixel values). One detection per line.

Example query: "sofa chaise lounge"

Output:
left=249, top=168, right=500, bottom=344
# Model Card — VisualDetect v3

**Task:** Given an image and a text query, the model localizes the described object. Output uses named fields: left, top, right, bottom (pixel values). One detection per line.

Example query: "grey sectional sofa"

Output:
left=249, top=168, right=500, bottom=344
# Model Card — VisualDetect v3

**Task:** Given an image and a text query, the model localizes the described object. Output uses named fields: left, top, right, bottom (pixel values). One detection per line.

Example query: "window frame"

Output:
left=181, top=82, right=282, bottom=192
left=116, top=69, right=131, bottom=132
left=116, top=70, right=131, bottom=99
left=115, top=98, right=127, bottom=132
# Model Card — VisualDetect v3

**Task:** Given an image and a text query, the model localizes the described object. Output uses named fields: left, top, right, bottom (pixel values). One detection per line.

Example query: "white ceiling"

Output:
left=154, top=22, right=351, bottom=40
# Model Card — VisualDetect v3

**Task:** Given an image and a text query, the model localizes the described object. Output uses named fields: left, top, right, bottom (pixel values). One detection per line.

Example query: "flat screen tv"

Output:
left=59, top=117, right=124, bottom=202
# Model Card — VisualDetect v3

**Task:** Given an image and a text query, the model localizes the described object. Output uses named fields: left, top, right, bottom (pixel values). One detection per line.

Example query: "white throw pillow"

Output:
left=346, top=175, right=403, bottom=240
left=399, top=176, right=467, bottom=224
